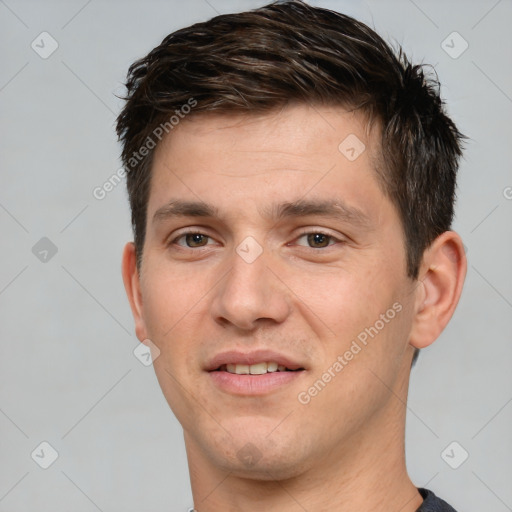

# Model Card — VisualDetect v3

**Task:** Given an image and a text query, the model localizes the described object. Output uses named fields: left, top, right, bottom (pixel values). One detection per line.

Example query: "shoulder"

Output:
left=416, top=488, right=459, bottom=512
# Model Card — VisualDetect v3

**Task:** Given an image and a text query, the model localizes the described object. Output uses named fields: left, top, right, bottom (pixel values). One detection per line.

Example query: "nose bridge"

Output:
left=211, top=237, right=289, bottom=329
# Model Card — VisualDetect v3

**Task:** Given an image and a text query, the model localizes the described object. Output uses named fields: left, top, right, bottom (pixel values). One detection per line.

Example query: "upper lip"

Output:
left=205, top=349, right=305, bottom=372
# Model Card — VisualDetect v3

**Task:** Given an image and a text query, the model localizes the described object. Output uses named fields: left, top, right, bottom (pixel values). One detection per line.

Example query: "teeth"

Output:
left=235, top=364, right=250, bottom=375
left=249, top=362, right=267, bottom=375
left=225, top=362, right=290, bottom=374
left=267, top=362, right=278, bottom=372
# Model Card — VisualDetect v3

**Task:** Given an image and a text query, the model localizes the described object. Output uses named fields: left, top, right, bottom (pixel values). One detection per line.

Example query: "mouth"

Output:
left=205, top=349, right=306, bottom=373
left=212, top=361, right=304, bottom=375
left=212, top=362, right=305, bottom=374
left=206, top=350, right=307, bottom=395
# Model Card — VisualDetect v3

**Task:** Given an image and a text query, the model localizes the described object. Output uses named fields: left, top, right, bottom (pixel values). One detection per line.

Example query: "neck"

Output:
left=185, top=366, right=423, bottom=512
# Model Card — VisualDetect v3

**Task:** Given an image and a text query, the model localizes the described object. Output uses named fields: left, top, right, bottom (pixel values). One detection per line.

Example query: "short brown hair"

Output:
left=116, top=0, right=465, bottom=283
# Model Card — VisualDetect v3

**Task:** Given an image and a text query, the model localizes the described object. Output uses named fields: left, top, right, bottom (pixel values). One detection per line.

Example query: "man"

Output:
left=117, top=1, right=467, bottom=510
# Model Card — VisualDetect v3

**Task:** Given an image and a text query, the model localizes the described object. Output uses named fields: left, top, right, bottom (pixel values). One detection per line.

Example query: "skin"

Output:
left=122, top=104, right=466, bottom=511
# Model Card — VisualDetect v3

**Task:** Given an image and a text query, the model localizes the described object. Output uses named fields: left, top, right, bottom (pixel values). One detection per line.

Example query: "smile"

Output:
left=216, top=362, right=304, bottom=375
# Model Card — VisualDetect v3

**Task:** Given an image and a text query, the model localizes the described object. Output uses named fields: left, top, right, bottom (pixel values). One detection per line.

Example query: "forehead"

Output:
left=148, top=104, right=387, bottom=221
left=154, top=103, right=380, bottom=166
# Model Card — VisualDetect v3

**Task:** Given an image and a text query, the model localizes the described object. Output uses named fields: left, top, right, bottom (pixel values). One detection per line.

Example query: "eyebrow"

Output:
left=266, top=199, right=371, bottom=228
left=152, top=198, right=372, bottom=228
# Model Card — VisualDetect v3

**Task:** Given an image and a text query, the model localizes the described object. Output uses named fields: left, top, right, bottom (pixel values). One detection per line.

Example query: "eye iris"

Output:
left=307, top=233, right=330, bottom=248
left=186, top=233, right=207, bottom=247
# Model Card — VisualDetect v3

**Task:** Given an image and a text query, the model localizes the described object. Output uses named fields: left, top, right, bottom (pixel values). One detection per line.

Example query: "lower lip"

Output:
left=208, top=370, right=305, bottom=395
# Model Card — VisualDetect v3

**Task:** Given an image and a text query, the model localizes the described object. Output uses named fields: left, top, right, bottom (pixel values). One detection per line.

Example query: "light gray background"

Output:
left=1, top=0, right=511, bottom=510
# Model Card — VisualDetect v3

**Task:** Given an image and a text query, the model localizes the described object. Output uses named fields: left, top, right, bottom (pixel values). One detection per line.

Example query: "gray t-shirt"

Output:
left=416, top=488, right=457, bottom=511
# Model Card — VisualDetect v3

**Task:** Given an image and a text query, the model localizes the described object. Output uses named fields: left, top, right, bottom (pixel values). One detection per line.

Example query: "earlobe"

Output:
left=409, top=231, right=467, bottom=349
left=121, top=242, right=148, bottom=342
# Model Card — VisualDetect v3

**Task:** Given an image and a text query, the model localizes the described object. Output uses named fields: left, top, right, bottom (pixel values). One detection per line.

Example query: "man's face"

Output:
left=130, top=104, right=419, bottom=478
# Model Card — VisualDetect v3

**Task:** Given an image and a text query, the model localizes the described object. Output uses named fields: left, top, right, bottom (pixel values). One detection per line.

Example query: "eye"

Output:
left=172, top=231, right=213, bottom=248
left=295, top=232, right=338, bottom=248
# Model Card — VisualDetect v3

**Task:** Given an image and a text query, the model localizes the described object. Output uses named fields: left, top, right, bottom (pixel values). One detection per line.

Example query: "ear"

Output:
left=409, top=231, right=467, bottom=349
left=121, top=242, right=148, bottom=342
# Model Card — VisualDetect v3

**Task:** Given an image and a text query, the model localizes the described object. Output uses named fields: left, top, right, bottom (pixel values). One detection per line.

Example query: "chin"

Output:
left=218, top=451, right=310, bottom=482
left=203, top=424, right=314, bottom=481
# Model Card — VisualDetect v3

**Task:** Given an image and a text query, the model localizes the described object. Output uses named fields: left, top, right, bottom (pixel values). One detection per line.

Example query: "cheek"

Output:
left=296, top=300, right=411, bottom=438
left=140, top=267, right=206, bottom=418
left=140, top=257, right=202, bottom=337
left=286, top=259, right=398, bottom=337
left=140, top=260, right=215, bottom=379
left=285, top=255, right=411, bottom=406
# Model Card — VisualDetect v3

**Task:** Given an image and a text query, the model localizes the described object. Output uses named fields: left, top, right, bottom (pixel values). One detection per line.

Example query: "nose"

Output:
left=210, top=242, right=291, bottom=331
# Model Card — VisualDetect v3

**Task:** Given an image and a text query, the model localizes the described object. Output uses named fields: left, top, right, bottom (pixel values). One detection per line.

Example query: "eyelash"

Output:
left=168, top=229, right=343, bottom=250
